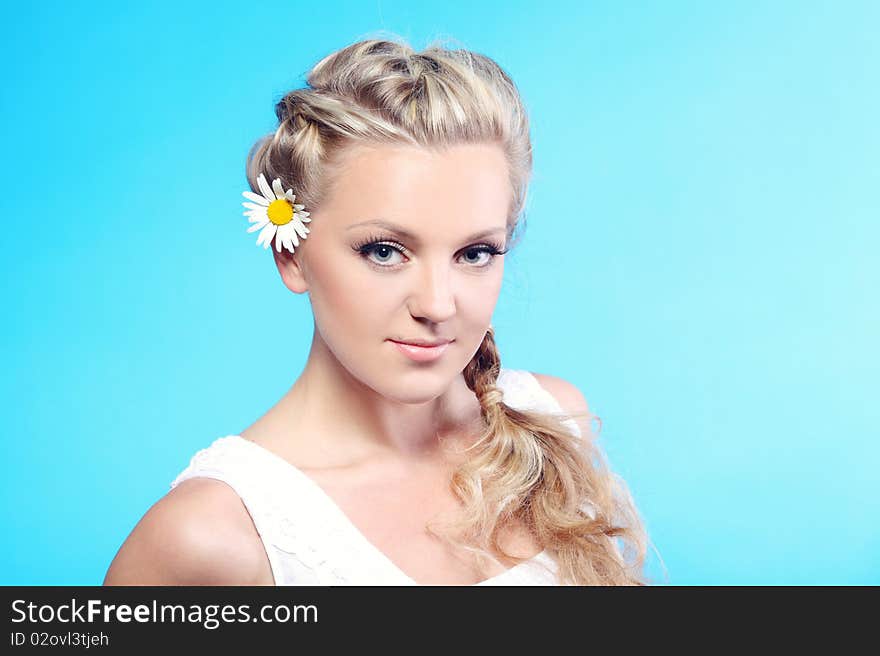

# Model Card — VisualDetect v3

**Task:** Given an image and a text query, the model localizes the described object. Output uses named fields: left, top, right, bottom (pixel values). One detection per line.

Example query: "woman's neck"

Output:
left=245, top=330, right=485, bottom=468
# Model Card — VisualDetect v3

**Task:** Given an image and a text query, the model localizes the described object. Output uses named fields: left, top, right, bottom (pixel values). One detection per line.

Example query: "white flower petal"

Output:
left=276, top=223, right=295, bottom=252
left=276, top=222, right=298, bottom=252
left=257, top=174, right=276, bottom=201
left=272, top=178, right=285, bottom=200
left=242, top=191, right=269, bottom=206
left=292, top=217, right=310, bottom=240
left=247, top=218, right=269, bottom=232
left=293, top=204, right=305, bottom=211
left=242, top=201, right=267, bottom=212
left=283, top=222, right=300, bottom=248
left=290, top=230, right=300, bottom=248
left=257, top=222, right=276, bottom=248
left=284, top=191, right=296, bottom=202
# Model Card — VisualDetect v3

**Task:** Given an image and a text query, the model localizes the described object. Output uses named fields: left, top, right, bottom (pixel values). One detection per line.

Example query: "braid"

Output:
left=437, top=325, right=649, bottom=584
left=462, top=327, right=504, bottom=423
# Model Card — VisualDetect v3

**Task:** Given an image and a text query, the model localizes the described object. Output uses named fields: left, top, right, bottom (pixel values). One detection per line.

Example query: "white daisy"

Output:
left=242, top=173, right=312, bottom=254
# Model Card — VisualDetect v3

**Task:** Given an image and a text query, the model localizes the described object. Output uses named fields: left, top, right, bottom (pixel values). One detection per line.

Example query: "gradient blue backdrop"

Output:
left=2, top=1, right=877, bottom=585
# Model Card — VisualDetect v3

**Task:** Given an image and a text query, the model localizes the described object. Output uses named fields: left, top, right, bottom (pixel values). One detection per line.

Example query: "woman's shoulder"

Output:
left=527, top=372, right=591, bottom=416
left=510, top=370, right=592, bottom=440
left=103, top=477, right=272, bottom=585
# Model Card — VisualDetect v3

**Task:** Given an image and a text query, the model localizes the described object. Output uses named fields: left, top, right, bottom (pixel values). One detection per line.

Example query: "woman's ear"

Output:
left=272, top=248, right=309, bottom=294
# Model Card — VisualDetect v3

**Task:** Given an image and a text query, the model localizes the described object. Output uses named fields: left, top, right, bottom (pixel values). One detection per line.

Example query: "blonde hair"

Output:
left=246, top=36, right=653, bottom=585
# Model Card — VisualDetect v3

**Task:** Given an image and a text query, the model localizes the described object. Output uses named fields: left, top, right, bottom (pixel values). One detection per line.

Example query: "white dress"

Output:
left=170, top=368, right=582, bottom=585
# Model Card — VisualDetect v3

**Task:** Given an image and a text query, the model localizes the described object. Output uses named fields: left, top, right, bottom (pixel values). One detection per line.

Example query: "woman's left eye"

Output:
left=459, top=247, right=495, bottom=266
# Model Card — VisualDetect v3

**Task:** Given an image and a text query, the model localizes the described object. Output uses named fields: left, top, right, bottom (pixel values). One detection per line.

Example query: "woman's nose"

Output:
left=408, top=262, right=456, bottom=323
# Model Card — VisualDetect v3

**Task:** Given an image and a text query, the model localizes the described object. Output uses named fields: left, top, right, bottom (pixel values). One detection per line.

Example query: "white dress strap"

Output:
left=496, top=369, right=583, bottom=440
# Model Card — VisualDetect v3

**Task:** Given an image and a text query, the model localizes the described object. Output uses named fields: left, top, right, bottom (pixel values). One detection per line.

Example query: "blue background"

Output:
left=2, top=1, right=877, bottom=585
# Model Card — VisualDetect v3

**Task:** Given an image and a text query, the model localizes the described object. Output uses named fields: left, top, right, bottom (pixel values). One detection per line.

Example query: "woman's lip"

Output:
left=388, top=339, right=452, bottom=362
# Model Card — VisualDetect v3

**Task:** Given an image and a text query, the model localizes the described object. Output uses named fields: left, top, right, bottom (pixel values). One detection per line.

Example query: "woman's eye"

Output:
left=460, top=247, right=494, bottom=266
left=364, top=243, right=405, bottom=266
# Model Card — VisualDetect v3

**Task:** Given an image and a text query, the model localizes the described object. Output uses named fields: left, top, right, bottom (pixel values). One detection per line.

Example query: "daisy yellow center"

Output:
left=267, top=199, right=294, bottom=226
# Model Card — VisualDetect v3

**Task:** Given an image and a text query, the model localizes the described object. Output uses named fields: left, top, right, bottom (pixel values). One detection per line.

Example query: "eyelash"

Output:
left=352, top=233, right=508, bottom=270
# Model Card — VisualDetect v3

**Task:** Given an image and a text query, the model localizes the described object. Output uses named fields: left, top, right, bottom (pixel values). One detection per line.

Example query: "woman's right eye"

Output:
left=360, top=242, right=407, bottom=267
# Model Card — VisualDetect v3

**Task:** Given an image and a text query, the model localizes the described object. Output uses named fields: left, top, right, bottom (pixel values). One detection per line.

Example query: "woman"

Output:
left=104, top=37, right=649, bottom=586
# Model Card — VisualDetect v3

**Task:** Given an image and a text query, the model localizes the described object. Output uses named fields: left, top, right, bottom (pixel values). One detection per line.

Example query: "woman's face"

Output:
left=278, top=142, right=512, bottom=403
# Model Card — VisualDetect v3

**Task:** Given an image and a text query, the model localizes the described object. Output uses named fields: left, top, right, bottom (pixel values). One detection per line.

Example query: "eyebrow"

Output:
left=347, top=219, right=507, bottom=243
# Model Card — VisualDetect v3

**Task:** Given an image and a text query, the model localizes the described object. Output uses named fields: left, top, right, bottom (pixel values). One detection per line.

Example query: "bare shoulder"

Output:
left=530, top=372, right=592, bottom=437
left=103, top=478, right=273, bottom=586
